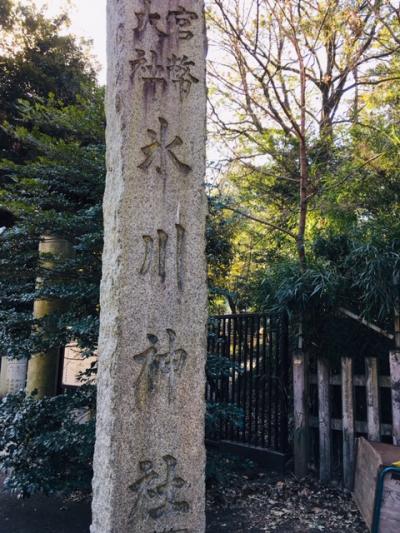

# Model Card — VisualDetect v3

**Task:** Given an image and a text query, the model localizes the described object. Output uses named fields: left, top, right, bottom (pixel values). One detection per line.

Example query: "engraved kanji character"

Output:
left=143, top=50, right=166, bottom=85
left=128, top=460, right=159, bottom=512
left=134, top=0, right=168, bottom=37
left=129, top=48, right=167, bottom=86
left=129, top=49, right=147, bottom=82
left=167, top=54, right=199, bottom=100
left=167, top=6, right=198, bottom=40
left=140, top=226, right=185, bottom=290
left=138, top=118, right=191, bottom=177
left=133, top=330, right=188, bottom=404
left=139, top=231, right=168, bottom=281
left=133, top=334, right=160, bottom=403
left=157, top=230, right=168, bottom=282
left=130, top=50, right=167, bottom=88
left=157, top=329, right=187, bottom=402
left=140, top=235, right=154, bottom=275
left=129, top=456, right=191, bottom=522
left=149, top=455, right=190, bottom=519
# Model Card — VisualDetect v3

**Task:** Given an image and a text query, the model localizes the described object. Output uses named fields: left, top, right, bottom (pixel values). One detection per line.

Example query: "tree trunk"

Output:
left=297, top=137, right=308, bottom=271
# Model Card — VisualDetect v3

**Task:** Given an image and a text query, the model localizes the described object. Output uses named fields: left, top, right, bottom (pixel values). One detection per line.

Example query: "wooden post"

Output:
left=390, top=350, right=400, bottom=446
left=391, top=274, right=400, bottom=446
left=366, top=357, right=380, bottom=442
left=293, top=350, right=308, bottom=477
left=318, top=357, right=331, bottom=483
left=341, top=357, right=355, bottom=489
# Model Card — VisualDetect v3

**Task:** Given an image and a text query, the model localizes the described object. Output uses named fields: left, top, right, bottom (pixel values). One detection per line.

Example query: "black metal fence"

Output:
left=206, top=313, right=290, bottom=453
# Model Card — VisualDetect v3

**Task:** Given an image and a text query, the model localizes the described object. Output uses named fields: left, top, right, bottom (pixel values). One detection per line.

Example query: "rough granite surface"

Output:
left=90, top=1, right=208, bottom=532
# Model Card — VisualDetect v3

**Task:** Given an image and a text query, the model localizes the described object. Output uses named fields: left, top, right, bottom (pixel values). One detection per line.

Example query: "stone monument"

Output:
left=91, top=1, right=208, bottom=532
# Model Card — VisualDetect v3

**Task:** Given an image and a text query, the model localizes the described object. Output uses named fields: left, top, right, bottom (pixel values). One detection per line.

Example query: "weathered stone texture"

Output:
left=0, top=356, right=28, bottom=396
left=91, top=1, right=207, bottom=532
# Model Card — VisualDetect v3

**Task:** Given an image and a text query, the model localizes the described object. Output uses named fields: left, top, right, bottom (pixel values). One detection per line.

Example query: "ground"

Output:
left=206, top=469, right=368, bottom=533
left=0, top=470, right=368, bottom=533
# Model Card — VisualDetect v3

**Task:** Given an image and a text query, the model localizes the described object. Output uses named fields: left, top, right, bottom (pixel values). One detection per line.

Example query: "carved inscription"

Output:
left=130, top=50, right=199, bottom=100
left=138, top=118, right=191, bottom=176
left=176, top=224, right=185, bottom=291
left=130, top=50, right=166, bottom=88
left=140, top=235, right=154, bottom=275
left=139, top=226, right=185, bottom=289
left=167, top=7, right=198, bottom=41
left=168, top=54, right=199, bottom=98
left=134, top=2, right=198, bottom=40
left=133, top=329, right=188, bottom=404
left=129, top=455, right=191, bottom=522
left=134, top=0, right=168, bottom=37
left=158, top=230, right=168, bottom=282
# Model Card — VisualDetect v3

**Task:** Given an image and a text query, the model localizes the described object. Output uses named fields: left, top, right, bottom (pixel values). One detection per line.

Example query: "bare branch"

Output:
left=222, top=205, right=297, bottom=240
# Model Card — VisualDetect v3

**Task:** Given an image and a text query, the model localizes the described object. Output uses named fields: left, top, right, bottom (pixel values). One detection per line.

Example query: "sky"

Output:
left=33, top=0, right=107, bottom=84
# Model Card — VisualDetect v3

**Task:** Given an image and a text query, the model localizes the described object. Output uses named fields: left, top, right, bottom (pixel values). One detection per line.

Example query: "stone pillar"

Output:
left=0, top=356, right=28, bottom=397
left=26, top=235, right=73, bottom=398
left=91, top=1, right=208, bottom=532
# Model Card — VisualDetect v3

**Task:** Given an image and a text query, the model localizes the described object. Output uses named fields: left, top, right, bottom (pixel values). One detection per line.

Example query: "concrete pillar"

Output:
left=26, top=235, right=73, bottom=398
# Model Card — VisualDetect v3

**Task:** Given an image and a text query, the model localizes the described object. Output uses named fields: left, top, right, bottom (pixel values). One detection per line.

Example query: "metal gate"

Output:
left=206, top=313, right=290, bottom=453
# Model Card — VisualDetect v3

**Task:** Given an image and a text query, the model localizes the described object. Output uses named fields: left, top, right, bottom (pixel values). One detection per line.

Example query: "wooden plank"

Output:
left=341, top=357, right=355, bottom=489
left=207, top=439, right=291, bottom=473
left=339, top=307, right=394, bottom=340
left=353, top=437, right=386, bottom=530
left=390, top=350, right=400, bottom=446
left=366, top=357, right=381, bottom=442
left=309, top=373, right=391, bottom=388
left=309, top=416, right=392, bottom=436
left=293, top=351, right=308, bottom=478
left=353, top=438, right=400, bottom=533
left=318, top=357, right=331, bottom=482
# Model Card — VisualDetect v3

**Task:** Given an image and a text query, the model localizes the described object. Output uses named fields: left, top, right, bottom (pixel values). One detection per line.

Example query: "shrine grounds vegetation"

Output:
left=1, top=0, right=400, bottom=498
left=0, top=58, right=241, bottom=501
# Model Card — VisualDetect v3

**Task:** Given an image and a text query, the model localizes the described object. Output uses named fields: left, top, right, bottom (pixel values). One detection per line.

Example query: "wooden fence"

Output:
left=293, top=350, right=400, bottom=487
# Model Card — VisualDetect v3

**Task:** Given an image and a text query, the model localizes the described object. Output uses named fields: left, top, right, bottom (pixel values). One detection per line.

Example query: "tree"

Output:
left=207, top=196, right=239, bottom=312
left=0, top=91, right=105, bottom=366
left=0, top=91, right=244, bottom=492
left=209, top=0, right=400, bottom=270
left=0, top=1, right=102, bottom=395
left=0, top=0, right=96, bottom=159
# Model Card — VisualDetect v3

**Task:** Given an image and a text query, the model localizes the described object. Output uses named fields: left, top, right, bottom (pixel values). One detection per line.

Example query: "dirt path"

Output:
left=0, top=471, right=368, bottom=533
